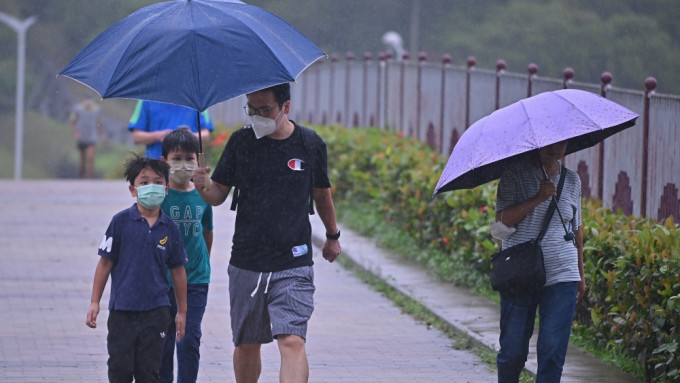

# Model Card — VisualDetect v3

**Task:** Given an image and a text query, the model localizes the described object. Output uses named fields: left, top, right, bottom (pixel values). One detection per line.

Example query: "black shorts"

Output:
left=77, top=141, right=95, bottom=151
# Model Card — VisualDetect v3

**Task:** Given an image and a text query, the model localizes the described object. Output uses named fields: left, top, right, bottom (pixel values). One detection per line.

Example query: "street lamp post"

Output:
left=0, top=12, right=37, bottom=180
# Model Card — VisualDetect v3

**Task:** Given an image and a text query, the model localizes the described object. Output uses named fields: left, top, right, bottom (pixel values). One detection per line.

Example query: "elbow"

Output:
left=130, top=130, right=146, bottom=145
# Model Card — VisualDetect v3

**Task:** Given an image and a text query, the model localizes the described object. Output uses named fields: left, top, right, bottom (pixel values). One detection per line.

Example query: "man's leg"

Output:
left=536, top=282, right=578, bottom=383
left=77, top=145, right=86, bottom=178
left=85, top=144, right=96, bottom=178
left=233, top=343, right=262, bottom=383
left=277, top=334, right=308, bottom=383
left=268, top=267, right=315, bottom=383
left=228, top=265, right=273, bottom=383
left=497, top=292, right=540, bottom=383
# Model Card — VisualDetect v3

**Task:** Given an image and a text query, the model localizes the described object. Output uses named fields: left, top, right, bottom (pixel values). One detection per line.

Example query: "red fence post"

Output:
left=598, top=72, right=612, bottom=200
left=384, top=51, right=393, bottom=130
left=495, top=59, right=506, bottom=110
left=600, top=72, right=612, bottom=97
left=362, top=52, right=371, bottom=127
left=527, top=63, right=538, bottom=97
left=642, top=77, right=657, bottom=217
left=329, top=53, right=338, bottom=125
left=315, top=57, right=324, bottom=125
left=377, top=52, right=386, bottom=128
left=563, top=67, right=574, bottom=89
left=440, top=54, right=451, bottom=153
left=416, top=51, right=427, bottom=139
left=345, top=52, right=354, bottom=127
left=400, top=51, right=410, bottom=133
left=465, top=56, right=475, bottom=130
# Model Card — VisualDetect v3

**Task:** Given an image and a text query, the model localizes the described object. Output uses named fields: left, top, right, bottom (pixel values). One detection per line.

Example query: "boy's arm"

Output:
left=169, top=266, right=188, bottom=342
left=86, top=257, right=114, bottom=329
left=203, top=229, right=213, bottom=258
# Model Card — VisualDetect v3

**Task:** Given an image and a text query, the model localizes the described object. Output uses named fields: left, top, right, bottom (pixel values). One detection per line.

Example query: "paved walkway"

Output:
left=309, top=208, right=643, bottom=382
left=1, top=180, right=496, bottom=383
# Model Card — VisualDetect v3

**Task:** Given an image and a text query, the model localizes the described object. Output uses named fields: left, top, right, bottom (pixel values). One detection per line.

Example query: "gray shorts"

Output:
left=228, top=264, right=315, bottom=346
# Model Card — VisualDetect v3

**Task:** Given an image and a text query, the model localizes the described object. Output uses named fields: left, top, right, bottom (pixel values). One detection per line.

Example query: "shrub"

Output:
left=316, top=125, right=680, bottom=382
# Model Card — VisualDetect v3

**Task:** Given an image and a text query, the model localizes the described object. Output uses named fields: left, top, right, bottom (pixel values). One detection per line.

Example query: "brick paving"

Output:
left=0, top=180, right=497, bottom=383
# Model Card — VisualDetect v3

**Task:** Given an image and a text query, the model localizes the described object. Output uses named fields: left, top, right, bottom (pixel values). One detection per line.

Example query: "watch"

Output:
left=326, top=229, right=341, bottom=240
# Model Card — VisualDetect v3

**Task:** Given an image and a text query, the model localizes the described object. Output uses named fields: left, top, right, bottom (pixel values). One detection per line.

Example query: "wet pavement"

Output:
left=1, top=180, right=497, bottom=383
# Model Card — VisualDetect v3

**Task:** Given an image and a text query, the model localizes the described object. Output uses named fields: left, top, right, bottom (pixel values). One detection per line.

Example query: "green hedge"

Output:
left=316, top=125, right=680, bottom=382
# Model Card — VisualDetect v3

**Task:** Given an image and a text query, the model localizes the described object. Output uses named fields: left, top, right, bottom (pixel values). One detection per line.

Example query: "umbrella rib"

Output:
left=518, top=101, right=540, bottom=147
left=105, top=8, right=173, bottom=99
left=199, top=3, right=292, bottom=74
left=552, top=91, right=602, bottom=130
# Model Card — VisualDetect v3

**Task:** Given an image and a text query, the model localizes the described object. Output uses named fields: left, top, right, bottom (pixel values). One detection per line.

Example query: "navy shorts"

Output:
left=77, top=141, right=95, bottom=150
left=228, top=265, right=315, bottom=346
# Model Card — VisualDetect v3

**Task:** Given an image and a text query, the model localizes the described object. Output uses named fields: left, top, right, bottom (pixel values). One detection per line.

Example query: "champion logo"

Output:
left=288, top=159, right=305, bottom=171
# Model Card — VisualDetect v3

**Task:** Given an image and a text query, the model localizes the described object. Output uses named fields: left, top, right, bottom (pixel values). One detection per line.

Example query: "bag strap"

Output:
left=298, top=125, right=317, bottom=215
left=536, top=167, right=567, bottom=241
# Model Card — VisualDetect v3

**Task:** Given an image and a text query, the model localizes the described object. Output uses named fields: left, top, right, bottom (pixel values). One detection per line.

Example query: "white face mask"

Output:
left=250, top=108, right=283, bottom=139
left=489, top=220, right=516, bottom=241
left=168, top=161, right=197, bottom=185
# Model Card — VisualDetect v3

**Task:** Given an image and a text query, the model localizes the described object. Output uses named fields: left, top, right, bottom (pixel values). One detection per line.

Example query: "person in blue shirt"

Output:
left=86, top=154, right=188, bottom=382
left=128, top=100, right=214, bottom=159
left=158, top=129, right=214, bottom=383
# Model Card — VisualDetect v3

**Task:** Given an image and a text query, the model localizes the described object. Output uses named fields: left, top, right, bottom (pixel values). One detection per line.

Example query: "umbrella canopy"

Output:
left=433, top=89, right=638, bottom=195
left=59, top=0, right=325, bottom=113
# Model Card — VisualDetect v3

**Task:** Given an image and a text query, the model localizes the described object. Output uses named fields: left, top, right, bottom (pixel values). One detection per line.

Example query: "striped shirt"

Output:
left=496, top=163, right=582, bottom=287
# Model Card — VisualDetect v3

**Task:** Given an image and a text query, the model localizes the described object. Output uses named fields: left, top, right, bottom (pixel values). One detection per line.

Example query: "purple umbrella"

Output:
left=433, top=89, right=638, bottom=195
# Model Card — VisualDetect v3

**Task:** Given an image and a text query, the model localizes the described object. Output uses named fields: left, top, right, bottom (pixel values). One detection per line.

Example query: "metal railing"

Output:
left=210, top=54, right=680, bottom=223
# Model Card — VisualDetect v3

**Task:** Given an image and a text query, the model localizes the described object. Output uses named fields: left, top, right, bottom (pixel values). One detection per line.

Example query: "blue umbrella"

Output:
left=59, top=0, right=325, bottom=157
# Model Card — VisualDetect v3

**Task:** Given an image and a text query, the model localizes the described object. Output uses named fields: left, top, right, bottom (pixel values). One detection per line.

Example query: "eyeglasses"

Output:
left=244, top=104, right=276, bottom=118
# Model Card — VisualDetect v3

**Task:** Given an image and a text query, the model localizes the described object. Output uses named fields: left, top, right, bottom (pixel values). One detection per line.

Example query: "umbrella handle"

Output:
left=198, top=152, right=211, bottom=192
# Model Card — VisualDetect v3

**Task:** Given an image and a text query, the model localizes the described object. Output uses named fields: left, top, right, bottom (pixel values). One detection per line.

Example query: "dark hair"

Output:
left=123, top=153, right=170, bottom=185
left=161, top=129, right=200, bottom=158
left=270, top=83, right=290, bottom=107
left=249, top=83, right=290, bottom=108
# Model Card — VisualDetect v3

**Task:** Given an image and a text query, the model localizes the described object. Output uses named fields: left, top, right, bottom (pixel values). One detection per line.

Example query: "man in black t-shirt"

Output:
left=193, top=83, right=341, bottom=383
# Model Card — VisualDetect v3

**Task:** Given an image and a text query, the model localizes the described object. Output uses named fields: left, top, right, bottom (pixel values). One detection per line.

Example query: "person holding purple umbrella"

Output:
left=493, top=140, right=586, bottom=383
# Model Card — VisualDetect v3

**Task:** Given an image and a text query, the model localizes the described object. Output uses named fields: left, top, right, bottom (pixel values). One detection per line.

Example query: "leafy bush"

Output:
left=581, top=205, right=680, bottom=381
left=316, top=125, right=680, bottom=382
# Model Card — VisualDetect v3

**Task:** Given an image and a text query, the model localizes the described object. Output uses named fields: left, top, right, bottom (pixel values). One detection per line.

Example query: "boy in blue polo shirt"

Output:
left=86, top=154, right=188, bottom=383
left=158, top=130, right=214, bottom=383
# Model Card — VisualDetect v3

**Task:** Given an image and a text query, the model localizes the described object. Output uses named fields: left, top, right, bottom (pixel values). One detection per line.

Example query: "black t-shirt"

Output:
left=212, top=122, right=331, bottom=272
